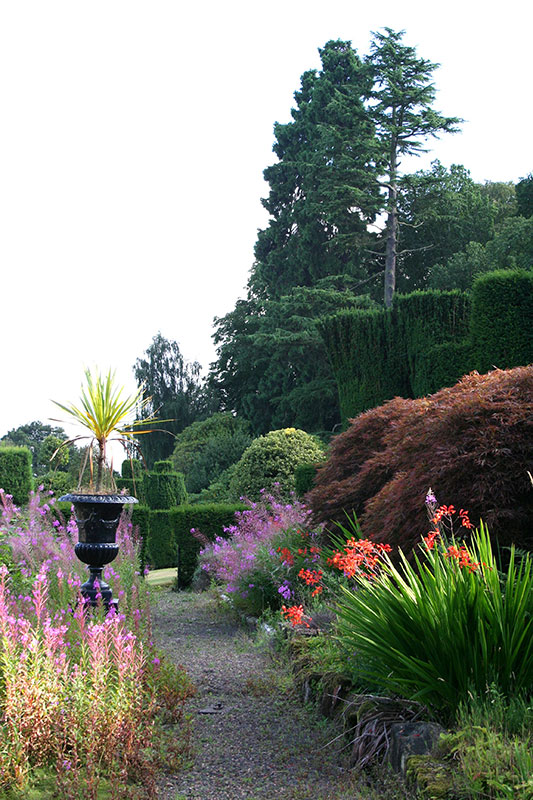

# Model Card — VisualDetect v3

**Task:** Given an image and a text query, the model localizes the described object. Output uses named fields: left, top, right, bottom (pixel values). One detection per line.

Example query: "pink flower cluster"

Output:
left=196, top=490, right=313, bottom=594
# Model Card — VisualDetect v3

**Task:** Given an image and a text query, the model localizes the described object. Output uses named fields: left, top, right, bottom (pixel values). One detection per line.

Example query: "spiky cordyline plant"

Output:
left=52, top=367, right=158, bottom=492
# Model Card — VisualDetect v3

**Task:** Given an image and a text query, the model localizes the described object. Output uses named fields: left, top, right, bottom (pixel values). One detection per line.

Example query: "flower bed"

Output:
left=197, top=487, right=533, bottom=798
left=0, top=488, right=194, bottom=799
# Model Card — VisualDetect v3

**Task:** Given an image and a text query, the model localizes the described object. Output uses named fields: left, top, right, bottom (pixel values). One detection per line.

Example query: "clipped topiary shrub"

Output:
left=144, top=461, right=187, bottom=510
left=0, top=447, right=33, bottom=506
left=309, top=367, right=533, bottom=554
left=116, top=458, right=146, bottom=503
left=229, top=428, right=325, bottom=501
left=153, top=460, right=173, bottom=473
left=146, top=510, right=176, bottom=570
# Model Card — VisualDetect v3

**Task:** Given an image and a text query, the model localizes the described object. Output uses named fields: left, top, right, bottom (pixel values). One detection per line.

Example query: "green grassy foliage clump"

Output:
left=335, top=524, right=533, bottom=719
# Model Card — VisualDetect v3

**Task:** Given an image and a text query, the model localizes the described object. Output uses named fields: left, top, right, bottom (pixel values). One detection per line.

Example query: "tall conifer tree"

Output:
left=251, top=39, right=382, bottom=300
left=366, top=28, right=461, bottom=307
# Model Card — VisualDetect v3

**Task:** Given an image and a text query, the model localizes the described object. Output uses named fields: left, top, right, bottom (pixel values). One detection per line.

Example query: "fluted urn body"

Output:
left=60, top=493, right=137, bottom=609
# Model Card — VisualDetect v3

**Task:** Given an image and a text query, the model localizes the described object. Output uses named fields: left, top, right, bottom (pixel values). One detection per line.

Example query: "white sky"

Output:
left=1, top=0, right=532, bottom=443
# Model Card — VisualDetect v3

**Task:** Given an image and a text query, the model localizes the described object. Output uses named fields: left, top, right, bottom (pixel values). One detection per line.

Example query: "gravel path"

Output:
left=151, top=589, right=367, bottom=800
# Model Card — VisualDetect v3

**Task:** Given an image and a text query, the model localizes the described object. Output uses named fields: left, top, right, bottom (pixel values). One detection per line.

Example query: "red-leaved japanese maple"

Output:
left=309, top=367, right=533, bottom=554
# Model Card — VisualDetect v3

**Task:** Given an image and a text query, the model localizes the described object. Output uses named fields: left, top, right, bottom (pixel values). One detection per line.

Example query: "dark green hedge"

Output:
left=415, top=340, right=475, bottom=396
left=146, top=503, right=247, bottom=586
left=393, top=291, right=471, bottom=397
left=320, top=275, right=533, bottom=421
left=0, top=447, right=33, bottom=506
left=174, top=503, right=247, bottom=588
left=131, top=505, right=150, bottom=570
left=146, top=510, right=176, bottom=571
left=320, top=290, right=471, bottom=420
left=471, top=269, right=533, bottom=372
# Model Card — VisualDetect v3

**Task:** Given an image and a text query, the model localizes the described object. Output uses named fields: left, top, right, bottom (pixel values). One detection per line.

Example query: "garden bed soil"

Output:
left=151, top=589, right=381, bottom=800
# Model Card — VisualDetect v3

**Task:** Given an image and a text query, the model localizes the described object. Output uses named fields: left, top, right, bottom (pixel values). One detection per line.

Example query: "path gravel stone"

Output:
left=151, top=589, right=369, bottom=800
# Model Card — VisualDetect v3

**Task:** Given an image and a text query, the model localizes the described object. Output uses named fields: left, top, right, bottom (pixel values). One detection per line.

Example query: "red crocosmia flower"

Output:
left=432, top=504, right=456, bottom=525
left=281, top=604, right=310, bottom=627
left=277, top=547, right=294, bottom=566
left=445, top=544, right=480, bottom=571
left=328, top=538, right=390, bottom=578
left=459, top=509, right=473, bottom=529
left=298, top=568, right=323, bottom=585
left=424, top=530, right=440, bottom=550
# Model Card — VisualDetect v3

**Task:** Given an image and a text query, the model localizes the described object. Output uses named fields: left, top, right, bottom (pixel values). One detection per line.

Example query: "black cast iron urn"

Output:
left=60, top=493, right=138, bottom=610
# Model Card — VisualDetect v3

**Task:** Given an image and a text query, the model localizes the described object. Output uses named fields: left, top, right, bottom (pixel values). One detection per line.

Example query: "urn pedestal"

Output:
left=60, top=493, right=138, bottom=610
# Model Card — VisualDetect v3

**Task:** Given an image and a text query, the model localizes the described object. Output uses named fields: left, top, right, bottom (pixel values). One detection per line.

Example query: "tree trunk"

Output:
left=96, top=440, right=106, bottom=492
left=384, top=148, right=398, bottom=309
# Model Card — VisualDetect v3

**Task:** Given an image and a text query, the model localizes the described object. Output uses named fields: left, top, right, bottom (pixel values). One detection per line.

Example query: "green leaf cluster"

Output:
left=209, top=286, right=376, bottom=436
left=171, top=413, right=251, bottom=494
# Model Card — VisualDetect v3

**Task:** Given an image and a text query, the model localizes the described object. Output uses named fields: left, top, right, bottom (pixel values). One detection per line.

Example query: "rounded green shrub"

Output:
left=229, top=428, right=325, bottom=501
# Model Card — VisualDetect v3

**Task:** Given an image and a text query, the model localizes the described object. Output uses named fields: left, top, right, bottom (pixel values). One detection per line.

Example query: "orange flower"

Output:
left=424, top=530, right=440, bottom=550
left=328, top=538, right=390, bottom=578
left=298, top=568, right=323, bottom=586
left=281, top=604, right=310, bottom=627
left=277, top=547, right=294, bottom=566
